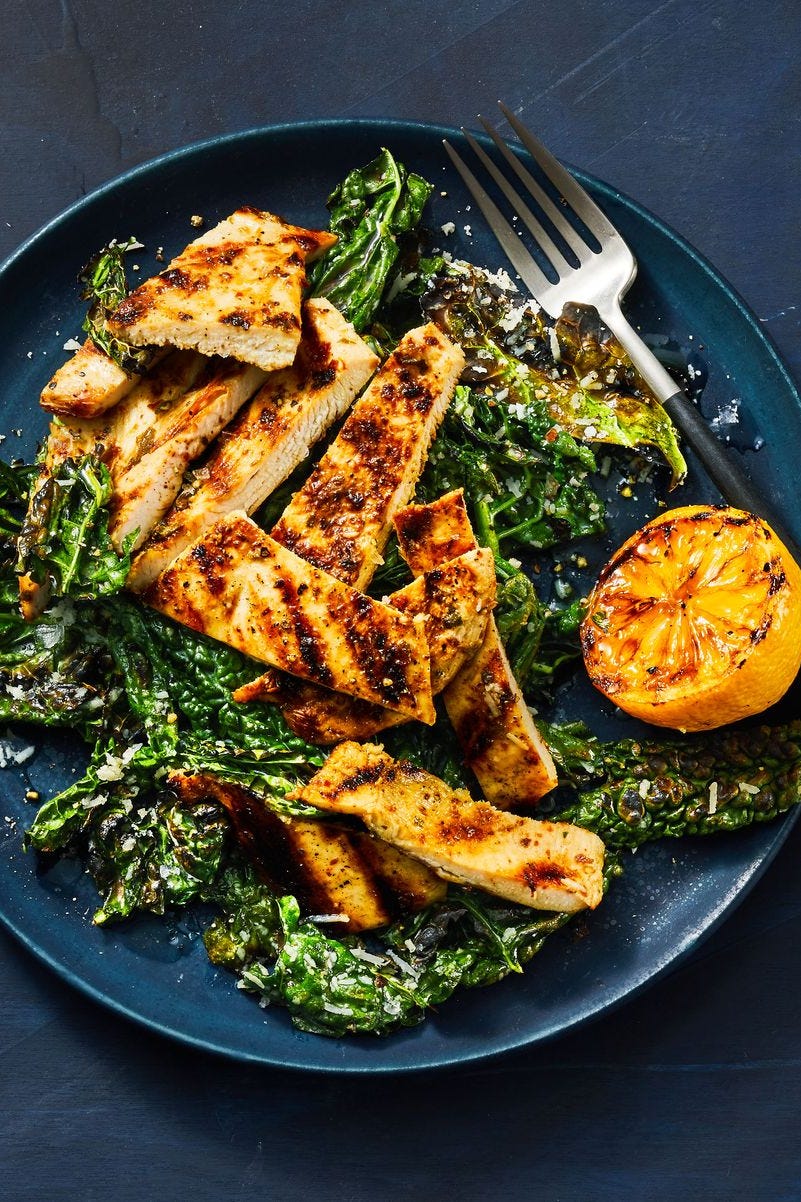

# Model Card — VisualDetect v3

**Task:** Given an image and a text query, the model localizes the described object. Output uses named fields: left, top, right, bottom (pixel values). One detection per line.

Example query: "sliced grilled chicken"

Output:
left=395, top=490, right=559, bottom=806
left=270, top=322, right=465, bottom=587
left=170, top=772, right=445, bottom=932
left=293, top=742, right=605, bottom=912
left=106, top=208, right=336, bottom=371
left=37, top=351, right=208, bottom=477
left=127, top=299, right=378, bottom=592
left=39, top=337, right=144, bottom=418
left=243, top=547, right=496, bottom=743
left=42, top=415, right=106, bottom=469
left=146, top=512, right=435, bottom=723
left=232, top=322, right=464, bottom=703
left=99, top=350, right=209, bottom=478
left=108, top=358, right=266, bottom=552
left=393, top=488, right=478, bottom=573
left=443, top=633, right=559, bottom=805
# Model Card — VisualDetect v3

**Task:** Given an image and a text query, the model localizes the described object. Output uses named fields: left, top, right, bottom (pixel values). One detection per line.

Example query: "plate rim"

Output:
left=1, top=115, right=799, bottom=1074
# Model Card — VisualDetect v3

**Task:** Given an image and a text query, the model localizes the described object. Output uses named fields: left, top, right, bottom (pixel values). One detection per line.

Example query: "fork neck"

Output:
left=595, top=298, right=680, bottom=404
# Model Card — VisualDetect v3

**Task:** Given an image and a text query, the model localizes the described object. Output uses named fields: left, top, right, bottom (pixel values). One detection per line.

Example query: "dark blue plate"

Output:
left=1, top=119, right=799, bottom=1073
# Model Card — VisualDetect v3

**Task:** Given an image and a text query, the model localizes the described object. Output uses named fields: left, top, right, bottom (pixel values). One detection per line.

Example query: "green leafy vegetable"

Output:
left=420, top=385, right=604, bottom=554
left=0, top=460, right=116, bottom=732
left=88, top=791, right=229, bottom=925
left=309, top=148, right=433, bottom=332
left=25, top=738, right=161, bottom=853
left=16, top=456, right=133, bottom=602
left=78, top=238, right=155, bottom=373
left=425, top=262, right=686, bottom=486
left=0, top=461, right=37, bottom=535
left=493, top=556, right=583, bottom=701
left=554, top=720, right=801, bottom=849
left=103, top=598, right=321, bottom=765
left=205, top=871, right=574, bottom=1037
left=0, top=597, right=110, bottom=734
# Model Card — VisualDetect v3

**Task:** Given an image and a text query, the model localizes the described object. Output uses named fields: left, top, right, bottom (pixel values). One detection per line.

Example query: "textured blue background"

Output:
left=1, top=2, right=801, bottom=1199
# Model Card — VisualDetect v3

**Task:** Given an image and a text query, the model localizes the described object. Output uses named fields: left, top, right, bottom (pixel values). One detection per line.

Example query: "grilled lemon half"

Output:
left=580, top=505, right=801, bottom=731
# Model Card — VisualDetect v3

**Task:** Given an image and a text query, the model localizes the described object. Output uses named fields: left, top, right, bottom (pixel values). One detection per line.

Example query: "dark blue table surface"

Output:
left=2, top=3, right=801, bottom=1199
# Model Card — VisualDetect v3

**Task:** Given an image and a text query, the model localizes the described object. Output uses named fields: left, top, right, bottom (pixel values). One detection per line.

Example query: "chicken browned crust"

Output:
left=106, top=209, right=336, bottom=372
left=39, top=337, right=143, bottom=418
left=241, top=547, right=496, bottom=743
left=395, top=490, right=559, bottom=806
left=170, top=772, right=445, bottom=933
left=145, top=512, right=435, bottom=723
left=292, top=742, right=605, bottom=912
left=231, top=321, right=464, bottom=705
left=269, top=322, right=465, bottom=588
left=126, top=299, right=378, bottom=591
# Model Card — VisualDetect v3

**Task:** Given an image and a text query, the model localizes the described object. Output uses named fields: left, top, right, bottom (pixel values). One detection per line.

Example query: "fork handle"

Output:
left=661, top=390, right=776, bottom=510
left=600, top=305, right=801, bottom=563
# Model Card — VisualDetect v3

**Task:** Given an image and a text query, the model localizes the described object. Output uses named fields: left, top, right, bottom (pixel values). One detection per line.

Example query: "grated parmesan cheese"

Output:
left=0, top=731, right=35, bottom=769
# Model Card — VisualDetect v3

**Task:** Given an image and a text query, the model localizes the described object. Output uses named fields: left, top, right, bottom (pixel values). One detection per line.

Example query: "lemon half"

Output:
left=580, top=505, right=801, bottom=731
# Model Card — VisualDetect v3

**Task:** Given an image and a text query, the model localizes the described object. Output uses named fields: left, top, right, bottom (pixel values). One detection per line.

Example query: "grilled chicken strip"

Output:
left=106, top=208, right=335, bottom=372
left=293, top=742, right=605, bottom=912
left=270, top=322, right=465, bottom=587
left=146, top=512, right=435, bottom=723
left=240, top=547, right=496, bottom=743
left=39, top=337, right=147, bottom=418
left=127, top=299, right=378, bottom=592
left=232, top=321, right=464, bottom=704
left=170, top=772, right=445, bottom=932
left=37, top=349, right=208, bottom=476
left=42, top=414, right=103, bottom=468
left=108, top=358, right=266, bottom=552
left=395, top=490, right=559, bottom=806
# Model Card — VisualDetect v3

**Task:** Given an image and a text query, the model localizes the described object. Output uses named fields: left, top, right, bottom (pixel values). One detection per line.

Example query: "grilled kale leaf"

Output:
left=309, top=148, right=433, bottom=333
left=78, top=237, right=155, bottom=373
left=205, top=870, right=574, bottom=1037
left=1, top=458, right=117, bottom=732
left=16, top=456, right=133, bottom=602
left=420, top=384, right=603, bottom=554
left=553, top=719, right=801, bottom=848
left=24, top=593, right=325, bottom=922
left=424, top=262, right=686, bottom=487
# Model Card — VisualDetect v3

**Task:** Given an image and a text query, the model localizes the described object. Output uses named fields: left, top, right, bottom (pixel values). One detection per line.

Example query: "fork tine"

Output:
left=498, top=101, right=621, bottom=244
left=460, top=128, right=573, bottom=274
left=442, top=139, right=553, bottom=299
left=477, top=116, right=591, bottom=263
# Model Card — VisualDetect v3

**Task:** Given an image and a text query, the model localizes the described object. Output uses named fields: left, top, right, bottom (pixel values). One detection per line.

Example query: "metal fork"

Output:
left=443, top=103, right=800, bottom=558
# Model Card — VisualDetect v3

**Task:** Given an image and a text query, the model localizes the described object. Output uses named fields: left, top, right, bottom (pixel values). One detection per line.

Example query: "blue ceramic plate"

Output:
left=1, top=119, right=799, bottom=1073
